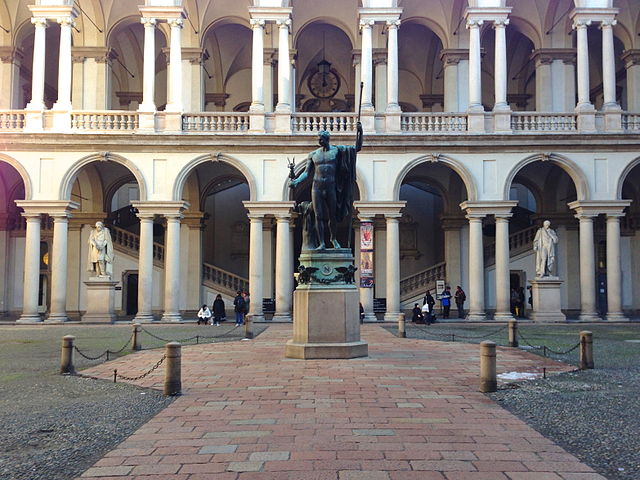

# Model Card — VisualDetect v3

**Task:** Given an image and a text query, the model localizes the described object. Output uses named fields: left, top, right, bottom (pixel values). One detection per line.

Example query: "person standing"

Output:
left=212, top=294, right=225, bottom=326
left=440, top=286, right=452, bottom=319
left=233, top=290, right=245, bottom=325
left=423, top=290, right=436, bottom=323
left=454, top=286, right=466, bottom=318
left=197, top=304, right=211, bottom=325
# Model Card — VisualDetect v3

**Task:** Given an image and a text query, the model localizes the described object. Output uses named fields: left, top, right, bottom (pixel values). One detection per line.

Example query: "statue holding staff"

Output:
left=87, top=221, right=114, bottom=278
left=533, top=220, right=558, bottom=277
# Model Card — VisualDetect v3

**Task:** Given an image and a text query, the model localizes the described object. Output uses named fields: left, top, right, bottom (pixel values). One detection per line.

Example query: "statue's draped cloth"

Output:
left=335, top=145, right=357, bottom=224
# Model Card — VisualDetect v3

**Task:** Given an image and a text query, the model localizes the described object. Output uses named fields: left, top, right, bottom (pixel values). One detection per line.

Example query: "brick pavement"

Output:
left=78, top=324, right=604, bottom=480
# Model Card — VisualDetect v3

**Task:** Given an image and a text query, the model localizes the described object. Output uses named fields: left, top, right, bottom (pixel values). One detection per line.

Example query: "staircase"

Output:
left=483, top=225, right=538, bottom=266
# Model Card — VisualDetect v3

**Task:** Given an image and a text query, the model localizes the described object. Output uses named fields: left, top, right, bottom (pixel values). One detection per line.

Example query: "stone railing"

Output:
left=401, top=113, right=467, bottom=133
left=400, top=261, right=446, bottom=301
left=0, top=110, right=25, bottom=131
left=71, top=111, right=139, bottom=132
left=622, top=113, right=640, bottom=132
left=110, top=225, right=164, bottom=266
left=291, top=113, right=358, bottom=133
left=202, top=262, right=249, bottom=297
left=484, top=225, right=538, bottom=265
left=182, top=113, right=250, bottom=132
left=511, top=112, right=577, bottom=132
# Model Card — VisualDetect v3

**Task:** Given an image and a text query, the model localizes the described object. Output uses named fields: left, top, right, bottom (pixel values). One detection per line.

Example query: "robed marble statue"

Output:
left=87, top=221, right=114, bottom=278
left=290, top=122, right=363, bottom=250
left=533, top=220, right=558, bottom=277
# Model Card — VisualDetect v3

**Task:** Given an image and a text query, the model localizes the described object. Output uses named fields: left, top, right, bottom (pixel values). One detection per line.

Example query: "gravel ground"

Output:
left=0, top=322, right=266, bottom=480
left=395, top=321, right=640, bottom=480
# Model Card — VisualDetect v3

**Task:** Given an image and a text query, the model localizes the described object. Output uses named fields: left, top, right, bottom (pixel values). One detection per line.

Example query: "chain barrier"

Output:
left=73, top=334, right=134, bottom=361
left=411, top=323, right=508, bottom=342
left=451, top=325, right=508, bottom=340
left=113, top=354, right=166, bottom=383
left=517, top=330, right=581, bottom=356
left=139, top=324, right=243, bottom=345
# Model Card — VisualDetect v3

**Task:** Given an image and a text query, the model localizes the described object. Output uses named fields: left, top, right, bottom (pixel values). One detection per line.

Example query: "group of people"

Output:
left=196, top=290, right=250, bottom=326
left=511, top=286, right=532, bottom=318
left=412, top=285, right=467, bottom=324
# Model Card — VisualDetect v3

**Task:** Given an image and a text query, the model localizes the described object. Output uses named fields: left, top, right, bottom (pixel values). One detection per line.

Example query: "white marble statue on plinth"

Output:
left=530, top=220, right=565, bottom=322
left=83, top=221, right=118, bottom=323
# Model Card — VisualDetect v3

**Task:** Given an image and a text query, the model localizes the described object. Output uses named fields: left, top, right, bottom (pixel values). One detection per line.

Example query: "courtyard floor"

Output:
left=77, top=324, right=603, bottom=480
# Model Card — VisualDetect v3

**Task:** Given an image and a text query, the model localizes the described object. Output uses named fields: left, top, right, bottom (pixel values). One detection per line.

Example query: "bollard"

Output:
left=579, top=331, right=594, bottom=370
left=479, top=341, right=497, bottom=393
left=244, top=314, right=254, bottom=340
left=60, top=335, right=76, bottom=375
left=508, top=320, right=518, bottom=348
left=398, top=313, right=406, bottom=338
left=164, top=342, right=182, bottom=396
left=132, top=323, right=141, bottom=351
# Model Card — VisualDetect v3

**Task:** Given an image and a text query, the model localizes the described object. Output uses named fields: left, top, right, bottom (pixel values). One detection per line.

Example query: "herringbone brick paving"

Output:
left=78, top=324, right=604, bottom=480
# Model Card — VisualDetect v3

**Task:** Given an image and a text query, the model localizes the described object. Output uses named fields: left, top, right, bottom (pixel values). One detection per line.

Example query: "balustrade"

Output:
left=71, top=111, right=139, bottom=132
left=182, top=113, right=250, bottom=132
left=111, top=225, right=163, bottom=264
left=0, top=111, right=25, bottom=131
left=401, top=113, right=467, bottom=133
left=622, top=114, right=640, bottom=132
left=511, top=113, right=577, bottom=132
left=291, top=113, right=357, bottom=133
left=202, top=262, right=249, bottom=296
left=400, top=262, right=446, bottom=299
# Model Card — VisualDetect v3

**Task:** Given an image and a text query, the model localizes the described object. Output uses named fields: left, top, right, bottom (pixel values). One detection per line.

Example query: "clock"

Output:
left=308, top=69, right=341, bottom=99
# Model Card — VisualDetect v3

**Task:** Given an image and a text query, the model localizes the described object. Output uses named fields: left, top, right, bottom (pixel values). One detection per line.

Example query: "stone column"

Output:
left=386, top=20, right=400, bottom=113
left=359, top=20, right=374, bottom=111
left=46, top=214, right=71, bottom=322
left=493, top=19, right=509, bottom=111
left=161, top=214, right=182, bottom=322
left=601, top=20, right=618, bottom=109
left=273, top=213, right=293, bottom=321
left=139, top=18, right=157, bottom=112
left=532, top=51, right=553, bottom=111
left=494, top=214, right=514, bottom=320
left=0, top=47, right=23, bottom=109
left=384, top=214, right=401, bottom=322
left=18, top=214, right=42, bottom=323
left=606, top=214, right=626, bottom=320
left=250, top=19, right=265, bottom=112
left=26, top=18, right=48, bottom=111
left=576, top=214, right=599, bottom=321
left=466, top=214, right=486, bottom=321
left=574, top=20, right=592, bottom=110
left=276, top=19, right=291, bottom=112
left=135, top=214, right=155, bottom=322
left=53, top=17, right=74, bottom=111
left=622, top=50, right=640, bottom=112
left=467, top=20, right=483, bottom=112
left=166, top=18, right=184, bottom=112
left=248, top=214, right=265, bottom=322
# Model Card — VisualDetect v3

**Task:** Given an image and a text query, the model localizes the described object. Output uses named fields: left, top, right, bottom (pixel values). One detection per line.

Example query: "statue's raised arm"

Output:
left=355, top=121, right=363, bottom=152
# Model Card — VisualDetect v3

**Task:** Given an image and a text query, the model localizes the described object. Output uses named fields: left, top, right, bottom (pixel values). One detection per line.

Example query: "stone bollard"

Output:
left=508, top=320, right=518, bottom=348
left=479, top=341, right=497, bottom=393
left=163, top=342, right=182, bottom=396
left=132, top=323, right=142, bottom=351
left=60, top=335, right=76, bottom=375
left=397, top=313, right=406, bottom=338
left=244, top=314, right=254, bottom=340
left=579, top=331, right=594, bottom=370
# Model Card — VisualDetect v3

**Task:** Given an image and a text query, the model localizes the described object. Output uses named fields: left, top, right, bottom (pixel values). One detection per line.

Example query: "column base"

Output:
left=603, top=106, right=623, bottom=132
left=137, top=110, right=156, bottom=132
left=45, top=313, right=70, bottom=323
left=274, top=111, right=292, bottom=134
left=362, top=313, right=378, bottom=323
left=161, top=313, right=183, bottom=322
left=466, top=312, right=486, bottom=321
left=605, top=312, right=628, bottom=322
left=24, top=109, right=45, bottom=132
left=385, top=111, right=401, bottom=133
left=250, top=314, right=265, bottom=323
left=272, top=312, right=292, bottom=322
left=493, top=108, right=512, bottom=133
left=162, top=111, right=183, bottom=132
left=360, top=109, right=375, bottom=133
left=578, top=313, right=601, bottom=322
left=384, top=312, right=403, bottom=322
left=133, top=313, right=155, bottom=323
left=467, top=109, right=485, bottom=133
left=493, top=312, right=515, bottom=322
left=576, top=104, right=596, bottom=132
left=16, top=314, right=42, bottom=323
left=249, top=105, right=265, bottom=133
left=51, top=109, right=72, bottom=132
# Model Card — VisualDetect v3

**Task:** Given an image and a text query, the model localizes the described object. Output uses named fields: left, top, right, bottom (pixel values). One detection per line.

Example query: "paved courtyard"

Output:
left=78, top=324, right=603, bottom=480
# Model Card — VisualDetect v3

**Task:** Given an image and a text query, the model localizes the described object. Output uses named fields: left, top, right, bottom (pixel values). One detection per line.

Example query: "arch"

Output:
left=59, top=153, right=148, bottom=202
left=279, top=160, right=369, bottom=202
left=502, top=153, right=589, bottom=202
left=173, top=154, right=257, bottom=202
left=400, top=16, right=449, bottom=50
left=294, top=17, right=356, bottom=49
left=200, top=16, right=251, bottom=45
left=616, top=156, right=640, bottom=200
left=507, top=15, right=543, bottom=50
left=0, top=154, right=33, bottom=200
left=393, top=155, right=478, bottom=203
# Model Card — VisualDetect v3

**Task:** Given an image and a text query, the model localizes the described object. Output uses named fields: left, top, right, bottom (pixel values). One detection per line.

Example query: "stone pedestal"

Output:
left=285, top=249, right=368, bottom=359
left=82, top=278, right=118, bottom=323
left=529, top=277, right=566, bottom=322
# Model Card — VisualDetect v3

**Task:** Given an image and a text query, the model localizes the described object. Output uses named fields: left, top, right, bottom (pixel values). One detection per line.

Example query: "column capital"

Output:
left=355, top=201, right=405, bottom=219
left=439, top=49, right=468, bottom=65
left=386, top=19, right=401, bottom=28
left=31, top=17, right=49, bottom=28
left=493, top=18, right=509, bottom=28
left=599, top=19, right=616, bottom=29
left=466, top=19, right=483, bottom=28
left=440, top=215, right=467, bottom=230
left=276, top=18, right=291, bottom=28
left=460, top=201, right=517, bottom=217
left=56, top=17, right=75, bottom=27
left=384, top=213, right=402, bottom=220
left=568, top=200, right=631, bottom=217
left=494, top=213, right=513, bottom=221
left=0, top=46, right=24, bottom=64
left=621, top=49, right=640, bottom=68
left=530, top=48, right=577, bottom=67
left=359, top=19, right=375, bottom=29
left=16, top=200, right=79, bottom=217
left=250, top=18, right=266, bottom=28
left=606, top=213, right=625, bottom=220
left=132, top=201, right=189, bottom=218
left=141, top=17, right=157, bottom=27
left=571, top=7, right=619, bottom=27
left=465, top=6, right=511, bottom=26
left=168, top=18, right=184, bottom=28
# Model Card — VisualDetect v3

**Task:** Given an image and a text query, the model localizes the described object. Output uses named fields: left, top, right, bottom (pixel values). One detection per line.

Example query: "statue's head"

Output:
left=318, top=130, right=330, bottom=148
left=95, top=221, right=104, bottom=231
left=543, top=220, right=551, bottom=228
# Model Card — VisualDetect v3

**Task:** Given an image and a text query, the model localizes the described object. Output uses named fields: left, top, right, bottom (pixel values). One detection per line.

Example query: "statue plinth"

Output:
left=285, top=249, right=368, bottom=359
left=529, top=277, right=566, bottom=323
left=82, top=277, right=118, bottom=323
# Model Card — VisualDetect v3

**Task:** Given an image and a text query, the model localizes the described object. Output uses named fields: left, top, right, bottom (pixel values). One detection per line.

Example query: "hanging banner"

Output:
left=360, top=221, right=374, bottom=288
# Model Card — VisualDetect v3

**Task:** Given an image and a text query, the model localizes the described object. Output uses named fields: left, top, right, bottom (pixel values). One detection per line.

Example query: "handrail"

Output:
left=400, top=262, right=446, bottom=300
left=110, top=225, right=164, bottom=265
left=484, top=225, right=538, bottom=265
left=202, top=262, right=249, bottom=296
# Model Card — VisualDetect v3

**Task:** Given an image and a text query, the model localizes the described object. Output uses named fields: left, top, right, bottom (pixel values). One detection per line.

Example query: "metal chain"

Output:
left=451, top=325, right=508, bottom=340
left=411, top=323, right=458, bottom=339
left=411, top=323, right=507, bottom=341
left=114, top=354, right=166, bottom=382
left=517, top=330, right=580, bottom=355
left=107, top=334, right=134, bottom=355
left=140, top=324, right=243, bottom=344
left=73, top=334, right=133, bottom=361
left=74, top=345, right=108, bottom=361
left=516, top=330, right=543, bottom=350
left=543, top=342, right=581, bottom=355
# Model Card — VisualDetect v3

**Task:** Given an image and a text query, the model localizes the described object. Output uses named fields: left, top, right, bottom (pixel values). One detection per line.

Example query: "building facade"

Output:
left=0, top=0, right=639, bottom=323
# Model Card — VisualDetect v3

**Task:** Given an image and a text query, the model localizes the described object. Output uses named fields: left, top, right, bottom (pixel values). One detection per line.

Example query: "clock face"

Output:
left=308, top=70, right=341, bottom=98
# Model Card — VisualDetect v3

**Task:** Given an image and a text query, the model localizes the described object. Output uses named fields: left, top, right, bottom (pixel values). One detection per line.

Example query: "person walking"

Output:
left=233, top=290, right=246, bottom=325
left=440, top=286, right=452, bottom=319
left=197, top=304, right=211, bottom=325
left=454, top=286, right=466, bottom=318
left=212, top=294, right=225, bottom=326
